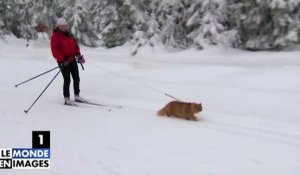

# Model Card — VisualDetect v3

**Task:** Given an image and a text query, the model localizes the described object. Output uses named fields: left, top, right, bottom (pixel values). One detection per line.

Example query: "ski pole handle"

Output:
left=75, top=54, right=85, bottom=71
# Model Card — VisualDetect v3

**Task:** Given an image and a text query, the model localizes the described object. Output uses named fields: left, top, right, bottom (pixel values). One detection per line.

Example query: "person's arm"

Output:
left=74, top=38, right=81, bottom=55
left=50, top=34, right=65, bottom=63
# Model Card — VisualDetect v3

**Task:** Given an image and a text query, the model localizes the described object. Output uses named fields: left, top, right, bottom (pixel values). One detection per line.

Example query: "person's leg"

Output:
left=60, top=65, right=71, bottom=98
left=70, top=61, right=80, bottom=96
left=69, top=62, right=87, bottom=102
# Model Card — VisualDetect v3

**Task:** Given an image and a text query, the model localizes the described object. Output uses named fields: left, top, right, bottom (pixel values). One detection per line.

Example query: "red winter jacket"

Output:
left=50, top=28, right=80, bottom=63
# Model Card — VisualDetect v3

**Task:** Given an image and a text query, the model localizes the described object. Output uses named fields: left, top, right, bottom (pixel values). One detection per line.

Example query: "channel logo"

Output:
left=0, top=131, right=50, bottom=169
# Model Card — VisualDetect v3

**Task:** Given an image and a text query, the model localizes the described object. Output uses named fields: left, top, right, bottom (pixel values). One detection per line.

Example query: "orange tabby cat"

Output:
left=157, top=101, right=202, bottom=121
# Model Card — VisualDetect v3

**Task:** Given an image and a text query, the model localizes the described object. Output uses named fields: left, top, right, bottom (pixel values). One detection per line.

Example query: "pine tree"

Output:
left=128, top=0, right=163, bottom=54
left=271, top=0, right=300, bottom=47
left=185, top=0, right=203, bottom=49
left=159, top=1, right=190, bottom=49
left=63, top=0, right=98, bottom=47
left=233, top=0, right=300, bottom=50
left=0, top=1, right=7, bottom=37
left=147, top=11, right=162, bottom=48
left=10, top=1, right=37, bottom=45
left=101, top=0, right=135, bottom=48
left=1, top=0, right=300, bottom=50
left=30, top=0, right=57, bottom=32
left=160, top=14, right=176, bottom=49
left=243, top=1, right=276, bottom=49
left=291, top=0, right=300, bottom=44
left=130, top=23, right=147, bottom=56
left=89, top=0, right=114, bottom=36
left=192, top=0, right=229, bottom=48
left=0, top=0, right=15, bottom=37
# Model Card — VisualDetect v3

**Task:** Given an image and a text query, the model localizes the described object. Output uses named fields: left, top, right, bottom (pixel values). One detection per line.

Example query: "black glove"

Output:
left=76, top=54, right=85, bottom=64
left=59, top=61, right=69, bottom=69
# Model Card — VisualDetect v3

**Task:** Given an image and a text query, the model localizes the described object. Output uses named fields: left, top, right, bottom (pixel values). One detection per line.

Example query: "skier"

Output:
left=50, top=17, right=86, bottom=105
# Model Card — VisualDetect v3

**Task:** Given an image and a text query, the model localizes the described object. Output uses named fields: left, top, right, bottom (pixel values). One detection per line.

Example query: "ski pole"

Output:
left=75, top=55, right=84, bottom=71
left=79, top=62, right=84, bottom=70
left=15, top=66, right=59, bottom=88
left=24, top=70, right=61, bottom=114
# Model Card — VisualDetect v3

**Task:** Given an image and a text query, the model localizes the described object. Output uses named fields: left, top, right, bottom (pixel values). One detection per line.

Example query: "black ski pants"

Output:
left=60, top=61, right=80, bottom=98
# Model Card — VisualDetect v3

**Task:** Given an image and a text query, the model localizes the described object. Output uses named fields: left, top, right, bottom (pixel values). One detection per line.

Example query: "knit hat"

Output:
left=56, top=17, right=67, bottom=26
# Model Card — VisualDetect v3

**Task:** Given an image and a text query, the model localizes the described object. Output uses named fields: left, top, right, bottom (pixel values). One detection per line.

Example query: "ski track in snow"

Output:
left=203, top=114, right=300, bottom=147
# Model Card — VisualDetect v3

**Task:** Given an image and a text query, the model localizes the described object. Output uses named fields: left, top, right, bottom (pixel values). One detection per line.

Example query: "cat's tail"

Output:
left=157, top=108, right=165, bottom=116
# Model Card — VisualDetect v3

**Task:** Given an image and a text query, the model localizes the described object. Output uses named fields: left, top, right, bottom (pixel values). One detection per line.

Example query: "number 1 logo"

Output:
left=32, top=131, right=50, bottom=148
left=38, top=134, right=44, bottom=145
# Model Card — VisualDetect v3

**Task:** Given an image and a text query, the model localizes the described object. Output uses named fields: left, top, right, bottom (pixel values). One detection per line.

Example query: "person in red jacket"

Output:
left=51, top=17, right=86, bottom=105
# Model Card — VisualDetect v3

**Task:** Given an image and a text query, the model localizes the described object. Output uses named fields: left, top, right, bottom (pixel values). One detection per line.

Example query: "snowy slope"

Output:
left=0, top=36, right=300, bottom=175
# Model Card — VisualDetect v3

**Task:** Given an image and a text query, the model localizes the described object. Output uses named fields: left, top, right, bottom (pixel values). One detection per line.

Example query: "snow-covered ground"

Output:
left=0, top=36, right=300, bottom=175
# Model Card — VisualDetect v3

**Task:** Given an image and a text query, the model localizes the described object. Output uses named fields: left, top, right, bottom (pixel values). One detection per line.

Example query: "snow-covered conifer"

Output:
left=63, top=0, right=99, bottom=47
